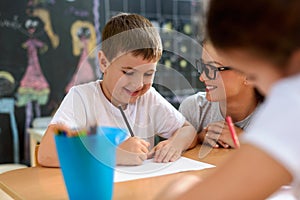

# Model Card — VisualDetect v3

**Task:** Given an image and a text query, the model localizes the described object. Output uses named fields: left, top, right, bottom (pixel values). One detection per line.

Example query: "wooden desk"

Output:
left=0, top=145, right=235, bottom=200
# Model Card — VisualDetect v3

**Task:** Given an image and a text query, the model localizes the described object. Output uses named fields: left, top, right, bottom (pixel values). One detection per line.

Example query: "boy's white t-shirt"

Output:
left=51, top=80, right=185, bottom=148
left=242, top=74, right=300, bottom=197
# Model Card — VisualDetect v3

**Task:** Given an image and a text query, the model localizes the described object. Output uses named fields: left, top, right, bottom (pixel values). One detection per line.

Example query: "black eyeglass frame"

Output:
left=195, top=58, right=231, bottom=80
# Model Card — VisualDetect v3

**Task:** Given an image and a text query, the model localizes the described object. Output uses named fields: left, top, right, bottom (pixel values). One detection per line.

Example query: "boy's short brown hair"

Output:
left=102, top=13, right=162, bottom=62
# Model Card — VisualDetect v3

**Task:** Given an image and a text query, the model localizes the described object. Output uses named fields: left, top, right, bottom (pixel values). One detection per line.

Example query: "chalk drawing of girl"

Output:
left=65, top=20, right=96, bottom=93
left=16, top=16, right=50, bottom=162
left=17, top=16, right=50, bottom=108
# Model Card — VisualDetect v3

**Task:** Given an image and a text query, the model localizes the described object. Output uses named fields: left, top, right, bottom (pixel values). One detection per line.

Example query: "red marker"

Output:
left=225, top=116, right=240, bottom=148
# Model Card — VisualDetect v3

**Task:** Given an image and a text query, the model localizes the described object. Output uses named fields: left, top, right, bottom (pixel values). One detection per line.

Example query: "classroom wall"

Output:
left=0, top=0, right=205, bottom=165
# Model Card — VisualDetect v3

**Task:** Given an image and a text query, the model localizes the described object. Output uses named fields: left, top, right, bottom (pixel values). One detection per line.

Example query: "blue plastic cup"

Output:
left=54, top=126, right=127, bottom=200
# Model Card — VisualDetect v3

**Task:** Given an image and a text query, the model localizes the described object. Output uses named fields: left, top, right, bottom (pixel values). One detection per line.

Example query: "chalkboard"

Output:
left=0, top=0, right=100, bottom=164
left=1, top=0, right=99, bottom=106
left=0, top=0, right=204, bottom=164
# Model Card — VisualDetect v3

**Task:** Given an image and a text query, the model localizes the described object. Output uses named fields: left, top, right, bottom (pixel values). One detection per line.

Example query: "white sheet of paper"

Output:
left=266, top=186, right=297, bottom=200
left=114, top=157, right=215, bottom=182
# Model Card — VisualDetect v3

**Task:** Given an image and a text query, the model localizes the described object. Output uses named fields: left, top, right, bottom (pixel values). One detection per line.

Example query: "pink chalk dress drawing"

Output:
left=65, top=21, right=96, bottom=93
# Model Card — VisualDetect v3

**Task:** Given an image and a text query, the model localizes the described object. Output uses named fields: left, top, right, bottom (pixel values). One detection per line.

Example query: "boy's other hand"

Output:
left=116, top=137, right=150, bottom=166
left=148, top=140, right=182, bottom=163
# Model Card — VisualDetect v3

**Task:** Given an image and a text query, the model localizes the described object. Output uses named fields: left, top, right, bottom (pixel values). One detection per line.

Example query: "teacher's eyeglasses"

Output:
left=195, top=58, right=231, bottom=80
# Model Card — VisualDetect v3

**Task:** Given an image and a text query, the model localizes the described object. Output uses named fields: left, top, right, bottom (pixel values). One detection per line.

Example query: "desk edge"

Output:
left=0, top=181, right=23, bottom=200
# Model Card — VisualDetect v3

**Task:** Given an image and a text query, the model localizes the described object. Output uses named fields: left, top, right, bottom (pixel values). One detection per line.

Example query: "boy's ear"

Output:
left=98, top=51, right=109, bottom=73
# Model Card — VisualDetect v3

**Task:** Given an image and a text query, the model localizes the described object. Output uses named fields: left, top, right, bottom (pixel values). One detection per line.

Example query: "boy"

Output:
left=38, top=13, right=197, bottom=167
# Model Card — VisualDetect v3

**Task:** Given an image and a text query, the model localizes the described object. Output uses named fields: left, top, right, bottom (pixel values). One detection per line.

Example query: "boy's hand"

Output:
left=116, top=137, right=150, bottom=166
left=148, top=140, right=182, bottom=163
left=148, top=121, right=196, bottom=163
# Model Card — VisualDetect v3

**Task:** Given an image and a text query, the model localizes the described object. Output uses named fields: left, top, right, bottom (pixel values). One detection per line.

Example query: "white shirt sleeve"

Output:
left=147, top=88, right=185, bottom=138
left=50, top=87, right=87, bottom=129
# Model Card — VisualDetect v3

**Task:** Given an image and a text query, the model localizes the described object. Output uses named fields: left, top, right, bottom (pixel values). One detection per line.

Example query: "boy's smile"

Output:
left=100, top=52, right=157, bottom=107
left=124, top=87, right=140, bottom=97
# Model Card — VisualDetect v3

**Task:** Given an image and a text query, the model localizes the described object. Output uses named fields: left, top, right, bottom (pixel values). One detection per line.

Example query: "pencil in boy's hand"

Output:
left=225, top=116, right=240, bottom=148
left=118, top=105, right=134, bottom=137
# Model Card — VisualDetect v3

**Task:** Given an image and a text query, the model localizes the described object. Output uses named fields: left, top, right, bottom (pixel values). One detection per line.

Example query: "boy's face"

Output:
left=100, top=52, right=157, bottom=107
